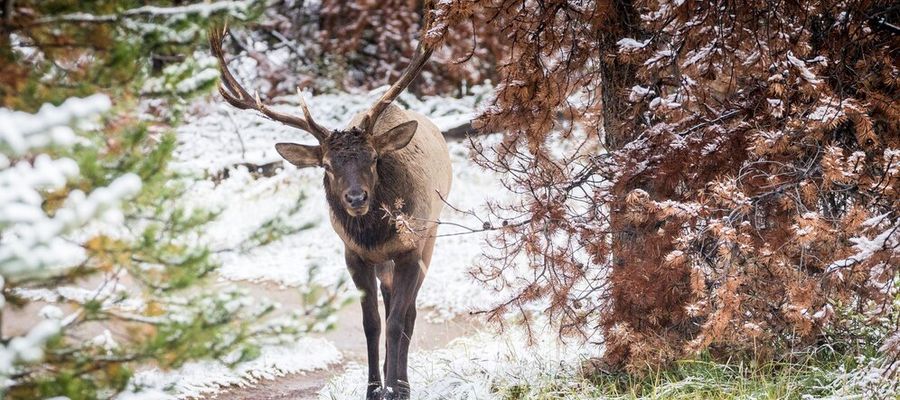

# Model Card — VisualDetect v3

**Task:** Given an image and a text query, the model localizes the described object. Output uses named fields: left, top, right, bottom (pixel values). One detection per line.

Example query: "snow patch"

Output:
left=787, top=51, right=821, bottom=85
left=319, top=323, right=601, bottom=400
left=125, top=338, right=341, bottom=399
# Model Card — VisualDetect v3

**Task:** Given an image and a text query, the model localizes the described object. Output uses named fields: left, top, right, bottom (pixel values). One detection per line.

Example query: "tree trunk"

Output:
left=1, top=0, right=12, bottom=43
left=595, top=0, right=696, bottom=370
left=598, top=0, right=642, bottom=152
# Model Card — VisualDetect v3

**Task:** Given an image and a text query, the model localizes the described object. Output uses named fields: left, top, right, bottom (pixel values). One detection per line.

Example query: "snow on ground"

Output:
left=126, top=338, right=341, bottom=399
left=320, top=321, right=602, bottom=400
left=174, top=84, right=511, bottom=321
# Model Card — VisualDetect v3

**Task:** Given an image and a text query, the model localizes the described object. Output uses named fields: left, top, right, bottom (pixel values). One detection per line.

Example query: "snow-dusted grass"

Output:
left=126, top=338, right=341, bottom=400
left=579, top=345, right=897, bottom=400
left=315, top=335, right=896, bottom=400
left=319, top=322, right=602, bottom=400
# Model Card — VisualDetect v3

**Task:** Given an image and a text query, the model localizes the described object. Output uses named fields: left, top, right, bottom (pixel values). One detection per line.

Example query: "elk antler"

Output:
left=209, top=26, right=330, bottom=142
left=360, top=41, right=435, bottom=133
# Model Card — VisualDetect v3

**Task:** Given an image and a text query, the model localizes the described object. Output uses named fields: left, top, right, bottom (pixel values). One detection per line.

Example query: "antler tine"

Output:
left=297, top=88, right=331, bottom=138
left=361, top=41, right=435, bottom=133
left=208, top=26, right=329, bottom=142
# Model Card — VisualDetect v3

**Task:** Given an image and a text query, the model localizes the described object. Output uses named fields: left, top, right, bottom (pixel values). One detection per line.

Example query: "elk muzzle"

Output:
left=343, top=187, right=370, bottom=216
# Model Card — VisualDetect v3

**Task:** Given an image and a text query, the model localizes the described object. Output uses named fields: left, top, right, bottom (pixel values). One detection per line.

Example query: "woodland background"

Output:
left=0, top=0, right=897, bottom=399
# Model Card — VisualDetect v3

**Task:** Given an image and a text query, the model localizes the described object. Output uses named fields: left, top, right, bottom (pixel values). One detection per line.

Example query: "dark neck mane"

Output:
left=325, top=155, right=415, bottom=250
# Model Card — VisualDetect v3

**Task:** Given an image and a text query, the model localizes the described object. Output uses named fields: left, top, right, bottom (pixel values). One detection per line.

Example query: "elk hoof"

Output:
left=366, top=383, right=383, bottom=400
left=382, top=391, right=398, bottom=400
left=383, top=382, right=410, bottom=400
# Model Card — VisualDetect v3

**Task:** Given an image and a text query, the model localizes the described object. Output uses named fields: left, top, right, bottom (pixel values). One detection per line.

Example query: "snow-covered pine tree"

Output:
left=0, top=0, right=263, bottom=110
left=1, top=2, right=344, bottom=398
left=0, top=94, right=342, bottom=400
left=426, top=0, right=899, bottom=374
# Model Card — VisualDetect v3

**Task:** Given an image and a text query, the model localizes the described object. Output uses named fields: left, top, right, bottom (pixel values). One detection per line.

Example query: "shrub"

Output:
left=1, top=2, right=342, bottom=398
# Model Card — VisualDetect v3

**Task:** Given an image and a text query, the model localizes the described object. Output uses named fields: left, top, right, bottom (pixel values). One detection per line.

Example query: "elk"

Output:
left=209, top=27, right=451, bottom=400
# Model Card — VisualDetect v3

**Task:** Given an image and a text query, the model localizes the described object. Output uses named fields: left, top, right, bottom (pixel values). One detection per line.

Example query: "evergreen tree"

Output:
left=1, top=2, right=343, bottom=398
left=425, top=0, right=899, bottom=376
left=0, top=0, right=263, bottom=110
left=0, top=94, right=343, bottom=400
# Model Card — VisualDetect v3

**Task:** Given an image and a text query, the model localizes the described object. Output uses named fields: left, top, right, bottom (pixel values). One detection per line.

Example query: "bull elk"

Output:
left=209, top=25, right=451, bottom=400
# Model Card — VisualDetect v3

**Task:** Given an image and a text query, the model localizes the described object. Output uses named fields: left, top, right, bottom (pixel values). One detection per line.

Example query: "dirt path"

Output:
left=211, top=282, right=482, bottom=400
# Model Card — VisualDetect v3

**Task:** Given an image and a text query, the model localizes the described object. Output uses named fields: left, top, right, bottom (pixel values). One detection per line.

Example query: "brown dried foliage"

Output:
left=427, top=0, right=900, bottom=372
left=276, top=0, right=503, bottom=94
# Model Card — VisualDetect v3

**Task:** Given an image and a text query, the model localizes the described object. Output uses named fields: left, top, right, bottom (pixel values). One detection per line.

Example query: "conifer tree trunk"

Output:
left=598, top=0, right=642, bottom=152
left=597, top=0, right=695, bottom=369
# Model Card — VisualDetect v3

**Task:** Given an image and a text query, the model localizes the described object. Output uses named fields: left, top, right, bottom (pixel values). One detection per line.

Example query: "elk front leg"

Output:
left=376, top=261, right=394, bottom=380
left=383, top=252, right=422, bottom=400
left=397, top=229, right=432, bottom=390
left=346, top=250, right=382, bottom=400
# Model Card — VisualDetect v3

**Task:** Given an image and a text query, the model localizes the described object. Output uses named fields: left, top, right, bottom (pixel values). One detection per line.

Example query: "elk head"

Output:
left=209, top=27, right=433, bottom=217
left=276, top=123, right=417, bottom=216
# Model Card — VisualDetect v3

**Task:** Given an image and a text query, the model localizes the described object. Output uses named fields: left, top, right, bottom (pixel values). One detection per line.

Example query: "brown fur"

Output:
left=329, top=104, right=452, bottom=263
left=323, top=149, right=413, bottom=249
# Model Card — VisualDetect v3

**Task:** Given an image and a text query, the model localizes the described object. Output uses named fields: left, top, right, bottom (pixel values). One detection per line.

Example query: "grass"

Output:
left=499, top=297, right=899, bottom=400
left=589, top=353, right=845, bottom=400
left=498, top=344, right=892, bottom=400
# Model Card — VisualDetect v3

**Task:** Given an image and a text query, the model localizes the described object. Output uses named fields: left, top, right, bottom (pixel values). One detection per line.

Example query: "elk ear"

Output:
left=373, top=121, right=417, bottom=153
left=275, top=143, right=322, bottom=168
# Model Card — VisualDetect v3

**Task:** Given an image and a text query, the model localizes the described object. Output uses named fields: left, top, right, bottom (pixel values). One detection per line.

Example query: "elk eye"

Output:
left=323, top=163, right=332, bottom=172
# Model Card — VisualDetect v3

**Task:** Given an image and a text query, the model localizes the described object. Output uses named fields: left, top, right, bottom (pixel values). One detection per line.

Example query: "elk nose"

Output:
left=344, top=189, right=368, bottom=208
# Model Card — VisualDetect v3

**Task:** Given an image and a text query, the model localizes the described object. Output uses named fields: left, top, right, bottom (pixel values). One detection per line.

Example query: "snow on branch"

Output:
left=33, top=0, right=254, bottom=24
left=826, top=220, right=899, bottom=273
left=0, top=94, right=110, bottom=155
left=0, top=95, right=142, bottom=278
left=617, top=38, right=650, bottom=52
left=0, top=95, right=146, bottom=388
